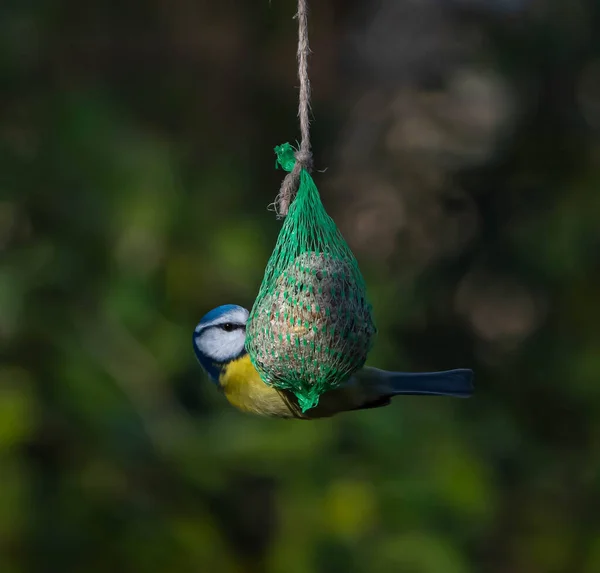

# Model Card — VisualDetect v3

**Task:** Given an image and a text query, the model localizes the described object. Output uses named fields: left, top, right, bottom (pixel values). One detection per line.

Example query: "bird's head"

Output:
left=193, top=304, right=249, bottom=382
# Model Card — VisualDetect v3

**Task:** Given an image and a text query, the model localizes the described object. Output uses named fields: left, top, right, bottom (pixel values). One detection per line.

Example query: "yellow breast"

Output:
left=218, top=355, right=298, bottom=418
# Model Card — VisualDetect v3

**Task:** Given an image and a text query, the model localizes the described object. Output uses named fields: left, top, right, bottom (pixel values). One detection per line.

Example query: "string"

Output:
left=274, top=0, right=313, bottom=218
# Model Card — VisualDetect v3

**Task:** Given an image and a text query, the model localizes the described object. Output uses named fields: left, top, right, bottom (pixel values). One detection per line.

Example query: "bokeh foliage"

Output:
left=2, top=1, right=600, bottom=572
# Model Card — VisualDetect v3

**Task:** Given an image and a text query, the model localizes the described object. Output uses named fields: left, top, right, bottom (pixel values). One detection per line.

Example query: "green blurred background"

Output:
left=2, top=0, right=600, bottom=572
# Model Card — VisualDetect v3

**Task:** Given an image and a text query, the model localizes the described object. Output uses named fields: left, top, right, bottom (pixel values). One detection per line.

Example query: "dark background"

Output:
left=2, top=0, right=600, bottom=572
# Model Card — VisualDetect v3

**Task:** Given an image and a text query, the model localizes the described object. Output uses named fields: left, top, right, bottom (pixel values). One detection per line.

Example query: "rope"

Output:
left=274, top=0, right=313, bottom=218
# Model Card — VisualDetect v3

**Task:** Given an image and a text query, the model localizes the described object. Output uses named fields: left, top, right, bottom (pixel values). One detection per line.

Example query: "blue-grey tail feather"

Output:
left=385, top=368, right=474, bottom=398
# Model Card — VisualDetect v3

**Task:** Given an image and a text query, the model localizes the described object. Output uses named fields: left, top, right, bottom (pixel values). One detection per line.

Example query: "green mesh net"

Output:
left=245, top=143, right=376, bottom=412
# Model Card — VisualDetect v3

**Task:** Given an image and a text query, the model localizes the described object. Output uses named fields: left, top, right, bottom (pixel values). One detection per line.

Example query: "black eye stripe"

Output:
left=196, top=322, right=246, bottom=334
left=219, top=323, right=244, bottom=332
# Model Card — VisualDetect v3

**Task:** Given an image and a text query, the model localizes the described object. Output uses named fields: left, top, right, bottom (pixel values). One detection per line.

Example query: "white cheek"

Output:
left=196, top=330, right=246, bottom=362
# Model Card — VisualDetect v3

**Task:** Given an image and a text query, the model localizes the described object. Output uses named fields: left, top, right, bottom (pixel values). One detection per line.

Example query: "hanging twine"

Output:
left=274, top=0, right=313, bottom=218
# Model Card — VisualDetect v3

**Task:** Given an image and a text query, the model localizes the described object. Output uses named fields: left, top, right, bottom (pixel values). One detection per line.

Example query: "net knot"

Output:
left=275, top=142, right=313, bottom=173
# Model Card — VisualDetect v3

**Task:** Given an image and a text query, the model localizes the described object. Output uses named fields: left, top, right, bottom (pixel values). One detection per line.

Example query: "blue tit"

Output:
left=193, top=304, right=473, bottom=419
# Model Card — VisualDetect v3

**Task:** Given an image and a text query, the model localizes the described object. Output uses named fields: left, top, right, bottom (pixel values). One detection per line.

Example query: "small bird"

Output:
left=193, top=304, right=473, bottom=419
